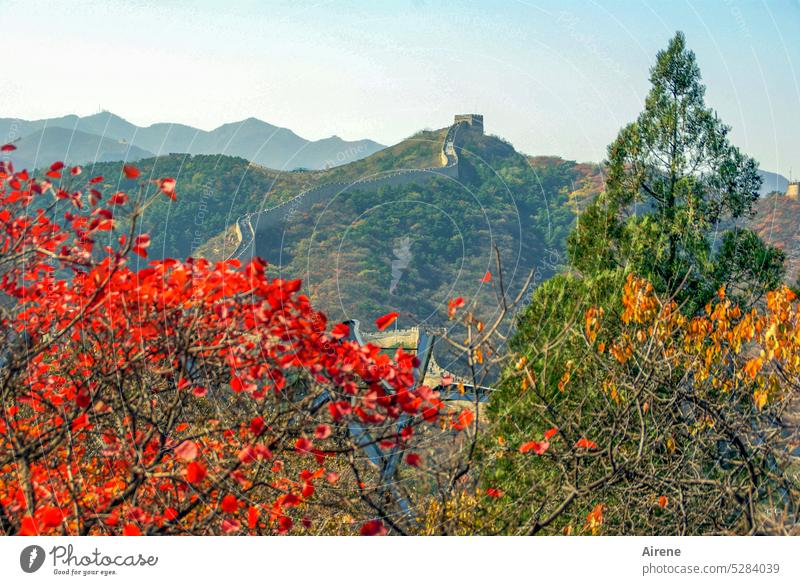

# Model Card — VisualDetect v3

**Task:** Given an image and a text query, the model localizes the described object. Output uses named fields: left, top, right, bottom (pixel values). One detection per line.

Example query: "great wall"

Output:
left=227, top=114, right=483, bottom=262
left=360, top=326, right=472, bottom=390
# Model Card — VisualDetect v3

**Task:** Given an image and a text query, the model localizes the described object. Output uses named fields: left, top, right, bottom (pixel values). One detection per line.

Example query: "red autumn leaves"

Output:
left=519, top=427, right=558, bottom=456
left=375, top=311, right=399, bottom=331
left=575, top=437, right=599, bottom=450
left=519, top=429, right=599, bottom=456
left=0, top=158, right=451, bottom=537
left=186, top=462, right=207, bottom=484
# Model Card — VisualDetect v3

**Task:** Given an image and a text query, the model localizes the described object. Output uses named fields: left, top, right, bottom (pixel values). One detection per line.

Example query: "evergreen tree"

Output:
left=568, top=32, right=783, bottom=309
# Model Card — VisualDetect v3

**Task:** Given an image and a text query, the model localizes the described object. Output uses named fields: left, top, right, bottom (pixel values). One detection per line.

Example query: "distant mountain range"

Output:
left=0, top=112, right=384, bottom=171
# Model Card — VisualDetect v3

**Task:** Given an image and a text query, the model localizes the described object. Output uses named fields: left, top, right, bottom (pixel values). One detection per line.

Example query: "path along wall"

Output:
left=230, top=123, right=464, bottom=262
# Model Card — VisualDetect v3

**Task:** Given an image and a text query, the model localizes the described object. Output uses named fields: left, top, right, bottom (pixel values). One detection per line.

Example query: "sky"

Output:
left=2, top=0, right=799, bottom=175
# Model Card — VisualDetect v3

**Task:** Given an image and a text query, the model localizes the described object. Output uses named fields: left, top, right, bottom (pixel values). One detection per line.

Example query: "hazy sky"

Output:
left=2, top=0, right=799, bottom=174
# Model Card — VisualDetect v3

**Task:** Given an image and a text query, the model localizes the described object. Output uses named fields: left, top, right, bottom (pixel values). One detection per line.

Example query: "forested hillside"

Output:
left=82, top=129, right=603, bottom=331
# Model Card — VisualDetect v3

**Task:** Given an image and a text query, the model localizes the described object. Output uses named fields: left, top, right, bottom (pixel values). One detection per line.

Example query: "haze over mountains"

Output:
left=0, top=112, right=384, bottom=171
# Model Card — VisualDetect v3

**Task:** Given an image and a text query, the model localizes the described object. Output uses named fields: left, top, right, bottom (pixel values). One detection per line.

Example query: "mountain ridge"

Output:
left=0, top=112, right=384, bottom=171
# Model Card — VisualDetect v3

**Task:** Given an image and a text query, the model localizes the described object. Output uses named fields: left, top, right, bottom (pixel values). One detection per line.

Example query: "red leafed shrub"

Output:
left=0, top=158, right=444, bottom=535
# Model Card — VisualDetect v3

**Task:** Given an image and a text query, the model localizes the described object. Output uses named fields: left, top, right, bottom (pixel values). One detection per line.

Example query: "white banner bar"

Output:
left=0, top=536, right=797, bottom=584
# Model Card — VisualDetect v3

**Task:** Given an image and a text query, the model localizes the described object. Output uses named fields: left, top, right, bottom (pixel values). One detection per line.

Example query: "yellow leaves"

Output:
left=621, top=274, right=658, bottom=325
left=743, top=357, right=763, bottom=381
left=603, top=378, right=620, bottom=403
left=690, top=415, right=715, bottom=435
left=666, top=436, right=676, bottom=454
left=585, top=307, right=604, bottom=343
left=591, top=275, right=800, bottom=426
left=515, top=355, right=527, bottom=370
left=557, top=361, right=573, bottom=393
left=610, top=338, right=633, bottom=364
left=753, top=385, right=769, bottom=410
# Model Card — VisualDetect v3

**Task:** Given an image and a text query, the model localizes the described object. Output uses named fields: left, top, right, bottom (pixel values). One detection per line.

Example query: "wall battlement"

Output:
left=787, top=182, right=799, bottom=199
left=454, top=114, right=484, bottom=133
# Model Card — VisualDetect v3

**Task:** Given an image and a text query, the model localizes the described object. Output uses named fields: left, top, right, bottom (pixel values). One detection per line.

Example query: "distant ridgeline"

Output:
left=229, top=115, right=479, bottom=264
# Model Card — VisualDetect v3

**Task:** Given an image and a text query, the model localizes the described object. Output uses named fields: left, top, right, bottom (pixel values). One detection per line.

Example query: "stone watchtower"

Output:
left=787, top=182, right=800, bottom=199
left=454, top=114, right=484, bottom=134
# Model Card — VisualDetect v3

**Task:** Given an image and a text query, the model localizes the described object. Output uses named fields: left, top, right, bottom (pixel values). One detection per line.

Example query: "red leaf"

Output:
left=575, top=437, right=598, bottom=450
left=123, top=524, right=142, bottom=536
left=123, top=164, right=141, bottom=179
left=1, top=143, right=16, bottom=151
left=331, top=322, right=350, bottom=339
left=360, top=519, right=387, bottom=536
left=186, top=461, right=207, bottom=484
left=453, top=409, right=474, bottom=430
left=71, top=413, right=91, bottom=432
left=406, top=453, right=422, bottom=467
left=249, top=416, right=265, bottom=436
left=110, top=191, right=128, bottom=205
left=314, top=424, right=332, bottom=440
left=519, top=440, right=549, bottom=455
left=480, top=271, right=492, bottom=283
left=486, top=488, right=504, bottom=498
left=41, top=507, right=64, bottom=528
left=157, top=177, right=177, bottom=200
left=375, top=311, right=399, bottom=331
left=220, top=494, right=238, bottom=514
left=277, top=516, right=293, bottom=534
left=132, top=234, right=150, bottom=258
left=175, top=440, right=198, bottom=461
left=295, top=437, right=313, bottom=453
left=19, top=516, right=39, bottom=536
left=544, top=427, right=559, bottom=440
left=247, top=506, right=259, bottom=529
left=448, top=297, right=465, bottom=319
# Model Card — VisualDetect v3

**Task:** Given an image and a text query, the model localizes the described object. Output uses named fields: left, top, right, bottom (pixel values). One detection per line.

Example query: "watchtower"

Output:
left=787, top=182, right=799, bottom=199
left=454, top=114, right=484, bottom=134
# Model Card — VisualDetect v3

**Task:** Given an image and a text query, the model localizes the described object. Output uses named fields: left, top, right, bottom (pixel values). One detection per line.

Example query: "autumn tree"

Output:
left=0, top=152, right=464, bottom=536
left=473, top=33, right=799, bottom=536
left=480, top=274, right=800, bottom=535
left=568, top=31, right=784, bottom=310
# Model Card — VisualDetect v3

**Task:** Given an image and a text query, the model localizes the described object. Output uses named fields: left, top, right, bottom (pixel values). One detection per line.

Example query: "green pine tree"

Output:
left=568, top=31, right=783, bottom=309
